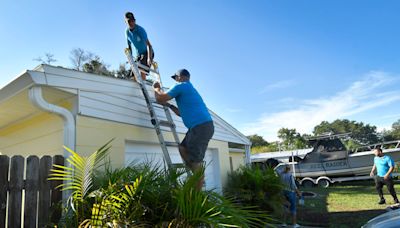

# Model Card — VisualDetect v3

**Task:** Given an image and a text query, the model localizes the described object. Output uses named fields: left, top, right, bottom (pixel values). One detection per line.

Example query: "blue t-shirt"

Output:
left=374, top=155, right=395, bottom=177
left=279, top=171, right=298, bottom=192
left=126, top=25, right=148, bottom=58
left=166, top=81, right=212, bottom=129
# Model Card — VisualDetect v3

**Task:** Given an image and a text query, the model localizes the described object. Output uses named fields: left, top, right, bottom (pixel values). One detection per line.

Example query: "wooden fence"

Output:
left=0, top=155, right=64, bottom=228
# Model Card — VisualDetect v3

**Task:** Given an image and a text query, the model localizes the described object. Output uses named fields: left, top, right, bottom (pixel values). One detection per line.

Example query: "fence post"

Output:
left=50, top=155, right=64, bottom=224
left=24, top=156, right=40, bottom=228
left=0, top=156, right=10, bottom=228
left=38, top=156, right=52, bottom=228
left=8, top=156, right=24, bottom=228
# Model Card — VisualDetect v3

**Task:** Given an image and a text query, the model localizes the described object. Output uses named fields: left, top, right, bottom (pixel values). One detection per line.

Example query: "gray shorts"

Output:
left=181, top=121, right=214, bottom=163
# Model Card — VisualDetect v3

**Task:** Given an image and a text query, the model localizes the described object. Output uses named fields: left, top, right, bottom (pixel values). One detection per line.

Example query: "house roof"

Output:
left=0, top=64, right=250, bottom=145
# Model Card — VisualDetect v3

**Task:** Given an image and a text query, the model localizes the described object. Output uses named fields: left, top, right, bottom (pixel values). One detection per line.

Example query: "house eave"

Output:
left=0, top=70, right=35, bottom=105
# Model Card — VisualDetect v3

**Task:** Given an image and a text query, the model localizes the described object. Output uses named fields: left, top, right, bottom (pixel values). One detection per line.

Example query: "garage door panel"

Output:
left=125, top=142, right=221, bottom=191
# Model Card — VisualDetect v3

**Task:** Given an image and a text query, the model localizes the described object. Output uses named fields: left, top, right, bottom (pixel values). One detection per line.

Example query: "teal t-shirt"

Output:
left=374, top=155, right=395, bottom=177
left=166, top=81, right=212, bottom=129
left=126, top=25, right=148, bottom=58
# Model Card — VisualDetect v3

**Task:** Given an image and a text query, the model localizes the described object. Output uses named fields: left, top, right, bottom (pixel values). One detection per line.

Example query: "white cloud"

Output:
left=259, top=79, right=295, bottom=94
left=379, top=113, right=400, bottom=120
left=241, top=71, right=400, bottom=141
left=225, top=108, right=243, bottom=113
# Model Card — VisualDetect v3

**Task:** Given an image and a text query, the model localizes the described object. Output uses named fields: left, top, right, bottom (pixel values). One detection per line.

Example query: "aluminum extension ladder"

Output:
left=124, top=49, right=184, bottom=170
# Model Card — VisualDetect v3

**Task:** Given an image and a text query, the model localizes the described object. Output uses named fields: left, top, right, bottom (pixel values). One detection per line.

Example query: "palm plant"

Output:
left=92, top=161, right=185, bottom=225
left=48, top=140, right=113, bottom=226
left=80, top=176, right=143, bottom=227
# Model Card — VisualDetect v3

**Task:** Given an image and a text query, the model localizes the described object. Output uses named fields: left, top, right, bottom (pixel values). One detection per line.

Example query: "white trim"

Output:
left=208, top=148, right=222, bottom=193
left=229, top=148, right=245, bottom=153
left=0, top=71, right=34, bottom=105
left=28, top=86, right=76, bottom=153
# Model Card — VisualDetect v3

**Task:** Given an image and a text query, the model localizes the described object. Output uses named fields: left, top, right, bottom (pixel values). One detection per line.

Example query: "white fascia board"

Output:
left=0, top=71, right=34, bottom=104
left=27, top=70, right=79, bottom=96
left=36, top=65, right=137, bottom=96
left=27, top=71, right=47, bottom=84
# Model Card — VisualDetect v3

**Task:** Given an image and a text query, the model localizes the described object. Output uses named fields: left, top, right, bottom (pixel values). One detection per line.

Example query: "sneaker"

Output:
left=394, top=199, right=399, bottom=204
left=292, top=224, right=301, bottom=228
left=281, top=224, right=287, bottom=227
left=378, top=199, right=386, bottom=205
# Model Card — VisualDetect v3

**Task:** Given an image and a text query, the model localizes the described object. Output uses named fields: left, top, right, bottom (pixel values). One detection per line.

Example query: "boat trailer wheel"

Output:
left=302, top=180, right=314, bottom=188
left=318, top=179, right=330, bottom=188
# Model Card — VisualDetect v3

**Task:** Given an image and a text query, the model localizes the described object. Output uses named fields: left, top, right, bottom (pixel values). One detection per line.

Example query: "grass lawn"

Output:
left=296, top=180, right=400, bottom=228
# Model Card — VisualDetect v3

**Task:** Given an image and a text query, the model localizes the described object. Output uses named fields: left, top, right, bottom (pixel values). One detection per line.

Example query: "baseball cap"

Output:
left=171, top=69, right=190, bottom=80
left=125, top=12, right=135, bottom=20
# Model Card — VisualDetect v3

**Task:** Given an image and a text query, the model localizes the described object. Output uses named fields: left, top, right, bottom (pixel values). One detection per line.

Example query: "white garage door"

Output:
left=125, top=141, right=221, bottom=192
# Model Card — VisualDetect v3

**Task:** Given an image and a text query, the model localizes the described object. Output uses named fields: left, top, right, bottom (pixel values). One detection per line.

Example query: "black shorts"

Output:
left=181, top=121, right=214, bottom=163
left=137, top=50, right=155, bottom=72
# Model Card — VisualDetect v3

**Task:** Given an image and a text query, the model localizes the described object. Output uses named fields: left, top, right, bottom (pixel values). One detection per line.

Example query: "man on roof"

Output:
left=125, top=11, right=154, bottom=81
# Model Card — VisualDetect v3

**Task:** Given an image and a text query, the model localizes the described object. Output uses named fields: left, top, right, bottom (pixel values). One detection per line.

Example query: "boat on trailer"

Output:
left=256, top=133, right=400, bottom=187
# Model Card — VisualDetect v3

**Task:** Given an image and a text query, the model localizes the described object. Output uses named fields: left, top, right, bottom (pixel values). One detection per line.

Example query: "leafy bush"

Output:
left=49, top=142, right=269, bottom=227
left=225, top=165, right=284, bottom=214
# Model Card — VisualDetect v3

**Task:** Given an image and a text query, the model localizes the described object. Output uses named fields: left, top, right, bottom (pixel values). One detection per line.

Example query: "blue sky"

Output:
left=1, top=0, right=400, bottom=141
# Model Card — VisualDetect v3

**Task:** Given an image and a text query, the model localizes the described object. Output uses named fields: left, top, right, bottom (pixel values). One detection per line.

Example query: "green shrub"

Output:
left=50, top=142, right=270, bottom=227
left=225, top=165, right=284, bottom=214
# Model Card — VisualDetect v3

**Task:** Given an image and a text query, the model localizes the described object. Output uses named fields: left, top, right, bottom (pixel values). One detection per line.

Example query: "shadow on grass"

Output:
left=298, top=208, right=384, bottom=227
left=297, top=180, right=395, bottom=227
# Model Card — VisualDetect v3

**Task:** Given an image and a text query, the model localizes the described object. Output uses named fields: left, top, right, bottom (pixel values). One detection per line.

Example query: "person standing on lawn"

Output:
left=370, top=147, right=399, bottom=205
left=278, top=164, right=301, bottom=227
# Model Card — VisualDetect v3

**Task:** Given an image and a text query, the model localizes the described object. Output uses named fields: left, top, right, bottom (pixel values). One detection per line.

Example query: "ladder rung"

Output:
left=159, top=120, right=175, bottom=128
left=150, top=99, right=167, bottom=107
left=170, top=163, right=186, bottom=169
left=164, top=141, right=179, bottom=147
left=125, top=50, right=183, bottom=171
left=151, top=102, right=166, bottom=109
left=136, top=62, right=159, bottom=74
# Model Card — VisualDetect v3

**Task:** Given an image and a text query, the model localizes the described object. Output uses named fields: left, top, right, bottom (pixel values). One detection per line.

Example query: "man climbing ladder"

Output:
left=153, top=69, right=214, bottom=190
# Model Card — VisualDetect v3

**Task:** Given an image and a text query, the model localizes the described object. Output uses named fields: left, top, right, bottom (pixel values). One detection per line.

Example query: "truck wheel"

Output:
left=318, top=179, right=330, bottom=188
left=302, top=180, right=314, bottom=188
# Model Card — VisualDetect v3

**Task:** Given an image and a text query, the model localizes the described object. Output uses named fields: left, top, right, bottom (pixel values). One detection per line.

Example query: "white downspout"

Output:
left=29, top=85, right=75, bottom=207
left=245, top=144, right=251, bottom=165
left=28, top=86, right=76, bottom=155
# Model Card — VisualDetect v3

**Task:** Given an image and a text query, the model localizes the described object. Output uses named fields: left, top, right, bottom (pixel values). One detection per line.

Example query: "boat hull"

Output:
left=293, top=149, right=400, bottom=178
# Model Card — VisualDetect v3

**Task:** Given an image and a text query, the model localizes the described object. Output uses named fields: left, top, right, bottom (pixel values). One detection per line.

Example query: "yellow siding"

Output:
left=76, top=116, right=232, bottom=186
left=0, top=112, right=234, bottom=187
left=0, top=113, right=63, bottom=157
left=229, top=152, right=245, bottom=172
